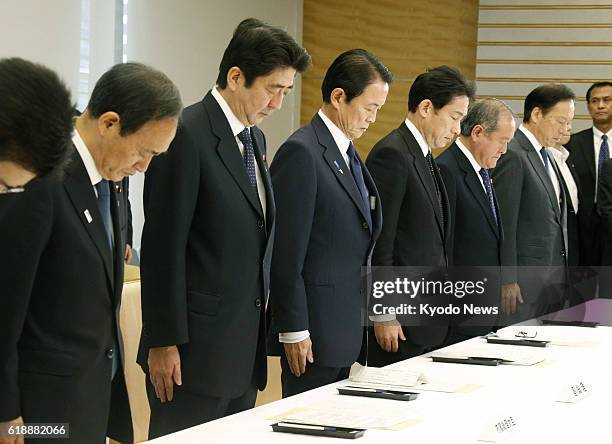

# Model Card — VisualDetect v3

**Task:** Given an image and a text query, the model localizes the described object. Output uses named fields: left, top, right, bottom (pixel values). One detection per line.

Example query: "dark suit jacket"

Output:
left=139, top=91, right=274, bottom=399
left=491, top=130, right=567, bottom=300
left=597, top=159, right=612, bottom=265
left=438, top=143, right=503, bottom=332
left=0, top=149, right=132, bottom=443
left=366, top=121, right=451, bottom=346
left=268, top=114, right=382, bottom=368
left=437, top=143, right=503, bottom=267
left=566, top=128, right=600, bottom=265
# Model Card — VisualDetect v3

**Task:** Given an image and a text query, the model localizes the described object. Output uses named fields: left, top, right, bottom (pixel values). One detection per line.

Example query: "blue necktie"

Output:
left=347, top=142, right=372, bottom=228
left=237, top=128, right=258, bottom=190
left=479, top=168, right=498, bottom=226
left=599, top=134, right=609, bottom=179
left=95, top=180, right=113, bottom=251
left=95, top=179, right=118, bottom=379
left=540, top=147, right=550, bottom=171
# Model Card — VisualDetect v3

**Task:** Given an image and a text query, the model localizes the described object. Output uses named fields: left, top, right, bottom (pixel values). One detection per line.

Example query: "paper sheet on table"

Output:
left=495, top=325, right=600, bottom=347
left=349, top=363, right=427, bottom=387
left=432, top=343, right=545, bottom=365
left=275, top=398, right=421, bottom=430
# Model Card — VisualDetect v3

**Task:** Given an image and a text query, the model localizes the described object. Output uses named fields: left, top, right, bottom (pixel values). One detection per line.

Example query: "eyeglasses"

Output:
left=0, top=184, right=26, bottom=195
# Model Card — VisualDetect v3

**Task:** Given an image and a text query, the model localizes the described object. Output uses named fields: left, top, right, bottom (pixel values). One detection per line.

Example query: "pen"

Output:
left=277, top=422, right=335, bottom=431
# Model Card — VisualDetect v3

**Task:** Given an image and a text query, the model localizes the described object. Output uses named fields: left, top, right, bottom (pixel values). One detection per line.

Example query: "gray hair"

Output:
left=460, top=98, right=514, bottom=137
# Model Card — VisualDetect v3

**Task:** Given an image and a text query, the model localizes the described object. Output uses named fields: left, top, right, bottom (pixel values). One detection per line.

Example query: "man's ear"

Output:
left=98, top=112, right=121, bottom=135
left=329, top=88, right=346, bottom=110
left=225, top=66, right=244, bottom=92
left=418, top=99, right=433, bottom=119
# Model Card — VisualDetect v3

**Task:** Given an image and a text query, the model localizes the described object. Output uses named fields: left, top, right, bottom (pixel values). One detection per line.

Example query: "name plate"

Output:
left=478, top=415, right=519, bottom=442
left=556, top=380, right=591, bottom=404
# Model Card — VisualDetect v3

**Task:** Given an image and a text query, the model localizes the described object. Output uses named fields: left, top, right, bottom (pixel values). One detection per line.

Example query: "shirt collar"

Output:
left=72, top=129, right=103, bottom=186
left=404, top=117, right=430, bottom=157
left=593, top=126, right=612, bottom=140
left=455, top=138, right=483, bottom=174
left=549, top=145, right=569, bottom=163
left=318, top=109, right=351, bottom=156
left=211, top=86, right=247, bottom=137
left=519, top=124, right=543, bottom=151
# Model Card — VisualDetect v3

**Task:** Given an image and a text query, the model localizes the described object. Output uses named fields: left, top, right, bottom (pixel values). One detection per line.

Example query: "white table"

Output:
left=147, top=300, right=612, bottom=443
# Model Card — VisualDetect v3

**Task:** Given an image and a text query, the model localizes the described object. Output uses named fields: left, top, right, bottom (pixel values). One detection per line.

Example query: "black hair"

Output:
left=321, top=48, right=394, bottom=103
left=86, top=62, right=182, bottom=136
left=523, top=84, right=575, bottom=123
left=586, top=81, right=612, bottom=102
left=0, top=57, right=74, bottom=177
left=408, top=65, right=475, bottom=113
left=217, top=18, right=311, bottom=89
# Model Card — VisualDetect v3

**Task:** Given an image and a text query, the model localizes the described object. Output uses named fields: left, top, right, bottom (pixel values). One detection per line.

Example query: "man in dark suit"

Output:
left=269, top=49, right=390, bottom=397
left=139, top=18, right=310, bottom=438
left=0, top=63, right=181, bottom=443
left=566, top=82, right=612, bottom=297
left=437, top=99, right=515, bottom=342
left=597, top=159, right=612, bottom=293
left=365, top=66, right=475, bottom=366
left=0, top=58, right=72, bottom=198
left=492, top=84, right=574, bottom=322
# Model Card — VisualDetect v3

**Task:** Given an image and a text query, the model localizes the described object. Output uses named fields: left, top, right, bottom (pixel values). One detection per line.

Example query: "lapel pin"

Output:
left=84, top=209, right=93, bottom=223
left=334, top=160, right=344, bottom=175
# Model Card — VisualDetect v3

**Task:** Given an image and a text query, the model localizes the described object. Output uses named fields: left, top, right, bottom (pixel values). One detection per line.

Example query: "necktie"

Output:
left=425, top=151, right=445, bottom=229
left=479, top=168, right=498, bottom=226
left=95, top=179, right=118, bottom=380
left=347, top=142, right=372, bottom=228
left=95, top=180, right=113, bottom=251
left=599, top=134, right=609, bottom=178
left=237, top=128, right=257, bottom=190
left=540, top=147, right=550, bottom=171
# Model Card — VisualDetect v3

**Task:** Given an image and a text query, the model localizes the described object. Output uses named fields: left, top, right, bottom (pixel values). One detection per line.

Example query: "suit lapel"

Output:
left=312, top=115, right=371, bottom=225
left=580, top=129, right=596, bottom=181
left=452, top=144, right=500, bottom=238
left=63, top=149, right=114, bottom=292
left=398, top=123, right=445, bottom=236
left=204, top=93, right=264, bottom=217
left=516, top=131, right=560, bottom=218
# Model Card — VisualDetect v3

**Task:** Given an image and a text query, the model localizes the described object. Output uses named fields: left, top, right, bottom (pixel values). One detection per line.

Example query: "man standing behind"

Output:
left=139, top=18, right=310, bottom=438
left=269, top=49, right=390, bottom=397
left=437, top=99, right=515, bottom=342
left=365, top=66, right=474, bottom=365
left=492, top=84, right=574, bottom=321
left=566, top=82, right=612, bottom=293
left=0, top=62, right=182, bottom=443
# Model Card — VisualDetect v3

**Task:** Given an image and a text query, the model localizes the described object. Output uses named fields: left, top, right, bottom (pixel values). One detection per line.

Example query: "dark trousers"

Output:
left=366, top=327, right=429, bottom=367
left=146, top=376, right=257, bottom=440
left=280, top=355, right=350, bottom=398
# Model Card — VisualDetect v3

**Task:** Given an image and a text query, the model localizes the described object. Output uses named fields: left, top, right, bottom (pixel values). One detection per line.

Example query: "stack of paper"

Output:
left=432, top=343, right=545, bottom=366
left=349, top=363, right=428, bottom=387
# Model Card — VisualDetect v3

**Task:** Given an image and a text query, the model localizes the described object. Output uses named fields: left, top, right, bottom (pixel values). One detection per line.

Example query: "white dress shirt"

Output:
left=405, top=118, right=430, bottom=158
left=456, top=138, right=486, bottom=192
left=548, top=145, right=579, bottom=213
left=519, top=124, right=561, bottom=207
left=211, top=87, right=267, bottom=218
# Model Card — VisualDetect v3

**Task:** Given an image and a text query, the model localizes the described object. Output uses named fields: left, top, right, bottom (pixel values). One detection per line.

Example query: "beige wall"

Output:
left=301, top=0, right=480, bottom=157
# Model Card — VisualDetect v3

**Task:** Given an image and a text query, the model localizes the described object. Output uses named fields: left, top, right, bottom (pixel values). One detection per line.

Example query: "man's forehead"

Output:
left=591, top=86, right=612, bottom=97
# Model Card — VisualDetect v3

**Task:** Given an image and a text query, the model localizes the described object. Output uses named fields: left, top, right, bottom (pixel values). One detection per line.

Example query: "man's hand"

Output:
left=148, top=346, right=182, bottom=402
left=501, top=283, right=524, bottom=315
left=283, top=337, right=313, bottom=377
left=0, top=416, right=24, bottom=444
left=374, top=319, right=406, bottom=352
left=124, top=244, right=133, bottom=264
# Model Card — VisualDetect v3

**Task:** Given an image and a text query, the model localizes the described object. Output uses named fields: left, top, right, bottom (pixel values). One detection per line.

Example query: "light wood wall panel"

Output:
left=301, top=0, right=480, bottom=157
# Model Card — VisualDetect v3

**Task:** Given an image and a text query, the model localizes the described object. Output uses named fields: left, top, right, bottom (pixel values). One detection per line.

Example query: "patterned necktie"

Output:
left=425, top=151, right=445, bottom=229
left=237, top=128, right=257, bottom=190
left=479, top=168, right=498, bottom=226
left=347, top=142, right=372, bottom=228
left=95, top=180, right=113, bottom=251
left=599, top=134, right=609, bottom=178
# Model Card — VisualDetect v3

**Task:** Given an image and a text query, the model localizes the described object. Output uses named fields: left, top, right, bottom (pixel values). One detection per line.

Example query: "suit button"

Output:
left=561, top=250, right=566, bottom=257
left=257, top=219, right=264, bottom=229
left=362, top=221, right=369, bottom=229
left=254, top=298, right=262, bottom=308
left=106, top=348, right=114, bottom=359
